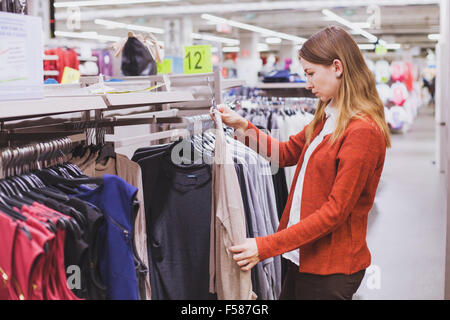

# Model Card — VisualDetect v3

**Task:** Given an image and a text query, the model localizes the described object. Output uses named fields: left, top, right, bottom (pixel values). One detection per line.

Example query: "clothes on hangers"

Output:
left=92, top=50, right=114, bottom=76
left=74, top=174, right=140, bottom=300
left=70, top=149, right=151, bottom=300
left=0, top=161, right=146, bottom=300
left=44, top=47, right=80, bottom=83
left=210, top=112, right=257, bottom=300
left=132, top=141, right=217, bottom=300
left=238, top=105, right=315, bottom=193
left=0, top=197, right=84, bottom=300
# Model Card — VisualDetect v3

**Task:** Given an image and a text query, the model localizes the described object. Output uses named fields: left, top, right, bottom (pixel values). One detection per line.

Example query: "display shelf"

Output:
left=78, top=56, right=98, bottom=62
left=222, top=79, right=246, bottom=90
left=0, top=96, right=107, bottom=121
left=103, top=91, right=195, bottom=110
left=43, top=55, right=59, bottom=61
left=44, top=70, right=59, bottom=76
left=256, top=82, right=307, bottom=89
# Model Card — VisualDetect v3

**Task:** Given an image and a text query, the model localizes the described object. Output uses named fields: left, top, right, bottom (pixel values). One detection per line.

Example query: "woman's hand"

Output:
left=229, top=238, right=260, bottom=271
left=209, top=104, right=248, bottom=131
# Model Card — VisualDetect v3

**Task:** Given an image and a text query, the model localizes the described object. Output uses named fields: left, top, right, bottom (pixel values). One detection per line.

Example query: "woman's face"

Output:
left=300, top=58, right=342, bottom=103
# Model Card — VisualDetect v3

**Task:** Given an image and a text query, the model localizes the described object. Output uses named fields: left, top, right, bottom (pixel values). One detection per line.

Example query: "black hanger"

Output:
left=7, top=178, right=35, bottom=206
left=96, top=142, right=116, bottom=163
left=71, top=142, right=86, bottom=158
left=35, top=168, right=104, bottom=188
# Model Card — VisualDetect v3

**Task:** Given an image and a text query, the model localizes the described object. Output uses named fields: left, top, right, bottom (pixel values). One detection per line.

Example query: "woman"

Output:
left=211, top=26, right=391, bottom=300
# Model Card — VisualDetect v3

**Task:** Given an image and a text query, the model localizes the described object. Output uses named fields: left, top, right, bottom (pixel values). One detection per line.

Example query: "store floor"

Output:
left=354, top=104, right=447, bottom=300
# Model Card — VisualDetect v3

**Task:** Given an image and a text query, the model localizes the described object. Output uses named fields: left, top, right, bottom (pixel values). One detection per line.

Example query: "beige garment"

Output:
left=79, top=151, right=98, bottom=177
left=71, top=148, right=91, bottom=167
left=209, top=112, right=257, bottom=300
left=95, top=154, right=151, bottom=300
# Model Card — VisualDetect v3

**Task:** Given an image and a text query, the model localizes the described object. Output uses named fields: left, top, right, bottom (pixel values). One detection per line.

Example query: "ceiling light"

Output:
left=265, top=37, right=282, bottom=44
left=54, top=0, right=179, bottom=8
left=358, top=44, right=376, bottom=50
left=257, top=43, right=270, bottom=52
left=201, top=14, right=307, bottom=44
left=54, top=30, right=121, bottom=42
left=358, top=43, right=401, bottom=50
left=322, top=9, right=378, bottom=43
left=55, top=1, right=441, bottom=21
left=95, top=19, right=164, bottom=34
left=385, top=43, right=401, bottom=50
left=353, top=22, right=370, bottom=29
left=428, top=33, right=440, bottom=41
left=191, top=33, right=240, bottom=46
left=223, top=47, right=240, bottom=53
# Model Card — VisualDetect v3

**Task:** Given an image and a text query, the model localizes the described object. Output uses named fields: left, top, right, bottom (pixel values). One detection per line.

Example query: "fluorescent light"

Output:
left=385, top=43, right=401, bottom=50
left=95, top=19, right=164, bottom=34
left=265, top=37, right=282, bottom=44
left=201, top=14, right=307, bottom=44
left=54, top=0, right=179, bottom=8
left=96, top=18, right=239, bottom=46
left=322, top=9, right=378, bottom=43
left=257, top=43, right=270, bottom=52
left=358, top=44, right=376, bottom=50
left=191, top=32, right=240, bottom=46
left=55, top=1, right=441, bottom=21
left=353, top=22, right=370, bottom=29
left=223, top=46, right=240, bottom=53
left=54, top=30, right=121, bottom=42
left=358, top=43, right=401, bottom=50
left=428, top=33, right=440, bottom=41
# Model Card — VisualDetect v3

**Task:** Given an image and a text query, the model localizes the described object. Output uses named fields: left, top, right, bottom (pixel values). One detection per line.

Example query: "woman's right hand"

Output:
left=209, top=104, right=249, bottom=131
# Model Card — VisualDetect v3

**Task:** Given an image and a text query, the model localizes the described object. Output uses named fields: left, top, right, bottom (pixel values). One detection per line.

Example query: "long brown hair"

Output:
left=299, top=26, right=391, bottom=148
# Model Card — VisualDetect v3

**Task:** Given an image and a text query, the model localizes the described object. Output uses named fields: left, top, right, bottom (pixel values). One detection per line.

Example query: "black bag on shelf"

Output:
left=121, top=36, right=157, bottom=76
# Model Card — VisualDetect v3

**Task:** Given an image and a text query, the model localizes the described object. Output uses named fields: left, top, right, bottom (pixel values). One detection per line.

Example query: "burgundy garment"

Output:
left=19, top=207, right=56, bottom=300
left=0, top=212, right=19, bottom=300
left=12, top=222, right=44, bottom=300
left=28, top=203, right=82, bottom=300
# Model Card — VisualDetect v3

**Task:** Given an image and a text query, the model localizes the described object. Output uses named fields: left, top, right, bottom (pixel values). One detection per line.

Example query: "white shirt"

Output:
left=282, top=105, right=339, bottom=266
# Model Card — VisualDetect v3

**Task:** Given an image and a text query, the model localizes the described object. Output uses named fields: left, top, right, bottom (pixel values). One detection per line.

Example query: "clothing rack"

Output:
left=0, top=70, right=245, bottom=150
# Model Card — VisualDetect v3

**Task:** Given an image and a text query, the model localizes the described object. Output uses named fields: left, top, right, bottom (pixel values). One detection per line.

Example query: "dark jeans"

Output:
left=279, top=260, right=365, bottom=300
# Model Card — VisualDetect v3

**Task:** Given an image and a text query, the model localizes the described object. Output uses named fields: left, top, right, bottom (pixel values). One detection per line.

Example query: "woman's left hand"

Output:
left=229, top=238, right=260, bottom=271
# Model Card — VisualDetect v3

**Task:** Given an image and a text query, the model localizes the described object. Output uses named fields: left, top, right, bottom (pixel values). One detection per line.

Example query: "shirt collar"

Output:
left=324, top=105, right=338, bottom=119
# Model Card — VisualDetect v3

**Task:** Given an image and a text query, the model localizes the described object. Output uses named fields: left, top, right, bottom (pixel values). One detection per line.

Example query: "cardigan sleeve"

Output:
left=255, top=126, right=385, bottom=261
left=234, top=119, right=308, bottom=168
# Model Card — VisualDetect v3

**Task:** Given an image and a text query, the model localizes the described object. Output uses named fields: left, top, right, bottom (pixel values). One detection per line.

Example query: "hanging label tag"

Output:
left=157, top=59, right=173, bottom=74
left=61, top=67, right=81, bottom=84
left=184, top=45, right=212, bottom=74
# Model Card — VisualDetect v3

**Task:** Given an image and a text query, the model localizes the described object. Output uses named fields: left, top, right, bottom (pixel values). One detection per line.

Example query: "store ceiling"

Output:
left=53, top=0, right=441, bottom=52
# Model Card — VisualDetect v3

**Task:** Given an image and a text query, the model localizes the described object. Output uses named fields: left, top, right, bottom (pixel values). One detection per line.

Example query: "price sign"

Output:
left=184, top=45, right=212, bottom=74
left=157, top=59, right=173, bottom=74
left=61, top=67, right=80, bottom=84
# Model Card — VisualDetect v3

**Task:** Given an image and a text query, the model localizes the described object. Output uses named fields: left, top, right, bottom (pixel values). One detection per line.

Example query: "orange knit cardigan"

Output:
left=237, top=116, right=386, bottom=275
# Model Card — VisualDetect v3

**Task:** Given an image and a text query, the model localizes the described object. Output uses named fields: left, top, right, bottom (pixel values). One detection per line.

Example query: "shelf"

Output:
left=78, top=56, right=98, bottom=62
left=0, top=96, right=107, bottom=121
left=43, top=55, right=59, bottom=61
left=222, top=79, right=246, bottom=90
left=256, top=82, right=307, bottom=89
left=103, top=91, right=195, bottom=110
left=44, top=70, right=59, bottom=76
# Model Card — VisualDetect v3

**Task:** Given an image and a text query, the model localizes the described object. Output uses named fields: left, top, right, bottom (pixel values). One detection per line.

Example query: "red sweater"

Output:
left=237, top=115, right=386, bottom=275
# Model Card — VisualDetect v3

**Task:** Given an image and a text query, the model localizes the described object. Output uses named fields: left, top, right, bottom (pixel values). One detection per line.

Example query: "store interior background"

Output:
left=27, top=0, right=450, bottom=299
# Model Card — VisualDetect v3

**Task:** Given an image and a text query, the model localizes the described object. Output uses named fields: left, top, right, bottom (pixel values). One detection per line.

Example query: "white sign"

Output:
left=0, top=12, right=44, bottom=101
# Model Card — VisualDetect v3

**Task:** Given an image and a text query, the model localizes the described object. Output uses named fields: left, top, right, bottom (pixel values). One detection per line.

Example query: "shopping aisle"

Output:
left=355, top=105, right=447, bottom=300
